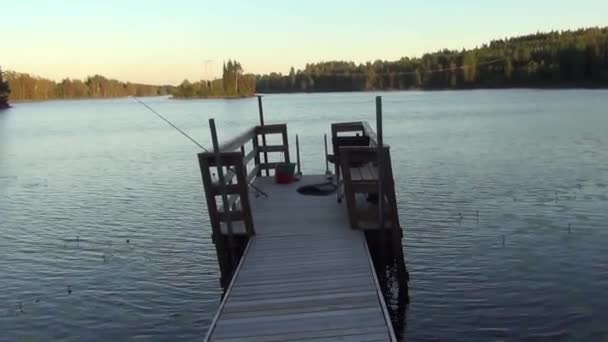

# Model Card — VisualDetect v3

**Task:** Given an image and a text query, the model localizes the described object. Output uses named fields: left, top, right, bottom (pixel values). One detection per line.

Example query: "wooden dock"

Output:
left=204, top=175, right=396, bottom=341
left=199, top=96, right=406, bottom=341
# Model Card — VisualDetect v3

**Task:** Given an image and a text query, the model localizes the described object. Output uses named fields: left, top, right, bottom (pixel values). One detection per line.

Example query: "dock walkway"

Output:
left=205, top=175, right=396, bottom=341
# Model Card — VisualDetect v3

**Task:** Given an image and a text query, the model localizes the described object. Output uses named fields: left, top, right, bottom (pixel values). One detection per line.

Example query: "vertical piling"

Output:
left=296, top=134, right=302, bottom=176
left=376, top=96, right=384, bottom=231
left=324, top=134, right=331, bottom=176
left=257, top=95, right=269, bottom=176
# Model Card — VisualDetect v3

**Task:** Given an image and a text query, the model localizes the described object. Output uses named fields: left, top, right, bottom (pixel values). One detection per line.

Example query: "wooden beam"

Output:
left=259, top=162, right=282, bottom=171
left=217, top=210, right=245, bottom=222
left=247, top=165, right=261, bottom=184
left=258, top=145, right=286, bottom=153
left=199, top=152, right=244, bottom=166
left=332, top=122, right=364, bottom=132
left=256, top=124, right=287, bottom=135
left=211, top=183, right=241, bottom=196
left=218, top=127, right=256, bottom=152
left=281, top=125, right=290, bottom=163
left=361, top=121, right=378, bottom=146
left=243, top=147, right=259, bottom=165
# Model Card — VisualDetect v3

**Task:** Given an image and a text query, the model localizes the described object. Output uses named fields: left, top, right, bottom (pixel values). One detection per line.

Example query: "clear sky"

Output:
left=2, top=0, right=606, bottom=85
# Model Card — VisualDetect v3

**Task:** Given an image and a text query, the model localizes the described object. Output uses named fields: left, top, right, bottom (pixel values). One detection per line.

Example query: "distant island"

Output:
left=172, top=60, right=256, bottom=99
left=2, top=26, right=607, bottom=104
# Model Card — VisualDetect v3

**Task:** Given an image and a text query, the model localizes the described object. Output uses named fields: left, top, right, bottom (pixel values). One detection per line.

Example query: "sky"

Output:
left=2, top=0, right=607, bottom=85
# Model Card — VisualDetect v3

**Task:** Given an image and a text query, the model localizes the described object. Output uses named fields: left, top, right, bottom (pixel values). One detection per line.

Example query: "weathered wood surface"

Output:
left=206, top=175, right=395, bottom=341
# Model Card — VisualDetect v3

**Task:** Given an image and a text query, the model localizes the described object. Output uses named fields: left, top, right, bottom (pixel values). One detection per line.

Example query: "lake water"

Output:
left=1, top=90, right=607, bottom=341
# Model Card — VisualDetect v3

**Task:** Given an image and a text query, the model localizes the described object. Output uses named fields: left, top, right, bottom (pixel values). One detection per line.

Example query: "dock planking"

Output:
left=205, top=175, right=396, bottom=342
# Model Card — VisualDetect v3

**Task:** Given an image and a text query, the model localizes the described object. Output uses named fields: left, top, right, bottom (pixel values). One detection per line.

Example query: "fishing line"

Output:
left=133, top=97, right=268, bottom=197
left=133, top=97, right=208, bottom=152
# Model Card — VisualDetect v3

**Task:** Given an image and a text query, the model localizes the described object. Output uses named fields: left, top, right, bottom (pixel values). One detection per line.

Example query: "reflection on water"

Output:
left=1, top=90, right=608, bottom=340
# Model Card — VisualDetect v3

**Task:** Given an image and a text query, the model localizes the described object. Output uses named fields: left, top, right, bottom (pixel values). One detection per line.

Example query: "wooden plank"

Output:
left=252, top=133, right=262, bottom=177
left=206, top=175, right=395, bottom=341
left=332, top=122, right=364, bottom=132
left=361, top=121, right=378, bottom=146
left=243, top=147, right=258, bottom=165
left=204, top=238, right=254, bottom=342
left=233, top=154, right=255, bottom=235
left=359, top=165, right=377, bottom=181
left=216, top=306, right=381, bottom=326
left=246, top=164, right=260, bottom=184
left=213, top=311, right=385, bottom=339
left=281, top=126, right=290, bottom=163
left=255, top=123, right=287, bottom=135
left=213, top=326, right=388, bottom=342
left=219, top=127, right=255, bottom=152
left=217, top=210, right=244, bottom=222
left=259, top=162, right=282, bottom=170
left=200, top=151, right=243, bottom=166
left=211, top=183, right=240, bottom=196
left=258, top=145, right=286, bottom=153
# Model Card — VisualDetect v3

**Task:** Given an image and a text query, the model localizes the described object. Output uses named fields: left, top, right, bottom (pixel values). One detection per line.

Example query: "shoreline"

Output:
left=257, top=83, right=608, bottom=95
left=6, top=95, right=167, bottom=105
left=4, top=86, right=608, bottom=104
left=170, top=94, right=255, bottom=100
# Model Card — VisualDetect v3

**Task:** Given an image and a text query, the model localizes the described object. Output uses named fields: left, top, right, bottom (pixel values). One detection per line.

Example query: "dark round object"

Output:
left=296, top=182, right=338, bottom=196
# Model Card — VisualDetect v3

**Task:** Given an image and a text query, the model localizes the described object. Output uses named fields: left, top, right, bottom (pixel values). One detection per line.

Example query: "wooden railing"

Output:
left=330, top=121, right=400, bottom=230
left=198, top=123, right=290, bottom=238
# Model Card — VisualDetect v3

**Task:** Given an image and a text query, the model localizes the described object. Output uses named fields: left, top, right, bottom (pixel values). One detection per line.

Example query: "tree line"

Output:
left=0, top=67, right=9, bottom=108
left=256, top=27, right=608, bottom=92
left=2, top=26, right=607, bottom=105
left=3, top=71, right=173, bottom=102
left=172, top=60, right=256, bottom=98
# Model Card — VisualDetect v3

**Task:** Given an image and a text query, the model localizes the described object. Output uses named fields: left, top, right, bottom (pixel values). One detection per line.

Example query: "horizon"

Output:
left=2, top=0, right=607, bottom=85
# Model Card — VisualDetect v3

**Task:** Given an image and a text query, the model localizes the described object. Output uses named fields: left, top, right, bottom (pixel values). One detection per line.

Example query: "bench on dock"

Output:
left=330, top=122, right=401, bottom=230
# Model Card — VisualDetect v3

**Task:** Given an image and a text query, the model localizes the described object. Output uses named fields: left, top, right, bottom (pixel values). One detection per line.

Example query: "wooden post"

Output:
left=240, top=145, right=247, bottom=181
left=295, top=134, right=302, bottom=176
left=209, top=118, right=237, bottom=270
left=257, top=95, right=269, bottom=176
left=324, top=134, right=331, bottom=176
left=376, top=96, right=384, bottom=230
left=281, top=125, right=290, bottom=164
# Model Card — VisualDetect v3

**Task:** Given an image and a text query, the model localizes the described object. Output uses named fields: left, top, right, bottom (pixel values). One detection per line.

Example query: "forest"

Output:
left=3, top=72, right=172, bottom=102
left=172, top=60, right=256, bottom=98
left=2, top=26, right=607, bottom=105
left=0, top=67, right=9, bottom=109
left=256, top=27, right=608, bottom=92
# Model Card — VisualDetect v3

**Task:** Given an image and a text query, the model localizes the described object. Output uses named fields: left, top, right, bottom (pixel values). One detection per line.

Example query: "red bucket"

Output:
left=274, top=163, right=296, bottom=184
left=275, top=172, right=293, bottom=184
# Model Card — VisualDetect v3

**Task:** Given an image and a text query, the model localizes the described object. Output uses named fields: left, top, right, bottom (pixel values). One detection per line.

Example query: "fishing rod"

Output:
left=133, top=97, right=208, bottom=151
left=133, top=97, right=268, bottom=198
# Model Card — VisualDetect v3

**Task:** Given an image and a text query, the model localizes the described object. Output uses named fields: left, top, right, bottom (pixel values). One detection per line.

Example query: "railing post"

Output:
left=296, top=134, right=302, bottom=176
left=324, top=134, right=331, bottom=176
left=281, top=125, right=290, bottom=163
left=209, top=118, right=237, bottom=270
left=257, top=95, right=269, bottom=176
left=376, top=96, right=384, bottom=230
